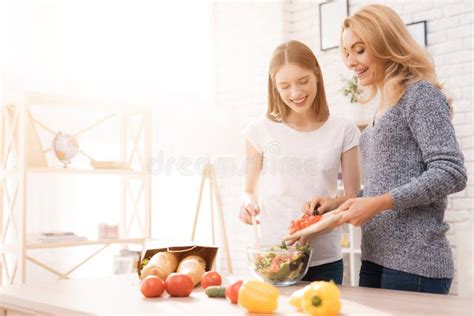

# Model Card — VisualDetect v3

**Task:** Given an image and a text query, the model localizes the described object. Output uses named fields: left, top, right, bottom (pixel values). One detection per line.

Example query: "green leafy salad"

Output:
left=251, top=243, right=311, bottom=283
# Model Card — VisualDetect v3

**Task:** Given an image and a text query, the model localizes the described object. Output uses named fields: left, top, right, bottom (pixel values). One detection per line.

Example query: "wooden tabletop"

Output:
left=0, top=274, right=472, bottom=315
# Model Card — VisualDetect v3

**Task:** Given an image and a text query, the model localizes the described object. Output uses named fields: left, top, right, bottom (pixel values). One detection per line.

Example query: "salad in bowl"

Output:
left=247, top=243, right=312, bottom=286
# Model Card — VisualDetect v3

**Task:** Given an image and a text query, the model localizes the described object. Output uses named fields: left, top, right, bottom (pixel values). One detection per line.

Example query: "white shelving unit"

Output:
left=341, top=224, right=362, bottom=286
left=339, top=123, right=367, bottom=287
left=0, top=92, right=152, bottom=284
left=337, top=178, right=362, bottom=287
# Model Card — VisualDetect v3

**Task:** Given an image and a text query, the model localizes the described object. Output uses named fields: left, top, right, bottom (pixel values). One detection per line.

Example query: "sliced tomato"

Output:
left=289, top=214, right=322, bottom=234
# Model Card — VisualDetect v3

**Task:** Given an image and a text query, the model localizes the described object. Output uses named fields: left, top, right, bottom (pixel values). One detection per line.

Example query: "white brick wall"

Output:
left=212, top=0, right=473, bottom=296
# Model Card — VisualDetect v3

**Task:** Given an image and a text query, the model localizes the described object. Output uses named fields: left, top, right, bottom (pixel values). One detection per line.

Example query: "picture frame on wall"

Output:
left=319, top=0, right=349, bottom=51
left=406, top=21, right=427, bottom=47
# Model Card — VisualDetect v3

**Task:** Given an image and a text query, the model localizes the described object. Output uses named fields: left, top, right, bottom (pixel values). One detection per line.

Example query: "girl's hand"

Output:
left=239, top=193, right=261, bottom=225
left=285, top=234, right=311, bottom=247
left=335, top=193, right=393, bottom=226
left=302, top=196, right=339, bottom=215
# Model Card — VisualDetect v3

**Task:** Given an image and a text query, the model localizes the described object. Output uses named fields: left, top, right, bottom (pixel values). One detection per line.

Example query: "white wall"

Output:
left=210, top=1, right=283, bottom=276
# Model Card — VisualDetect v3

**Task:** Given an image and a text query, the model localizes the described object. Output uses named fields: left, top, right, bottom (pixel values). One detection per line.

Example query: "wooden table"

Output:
left=0, top=274, right=471, bottom=315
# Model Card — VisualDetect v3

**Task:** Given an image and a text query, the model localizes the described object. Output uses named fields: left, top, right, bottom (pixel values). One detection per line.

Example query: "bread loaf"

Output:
left=140, top=252, right=178, bottom=280
left=177, top=255, right=206, bottom=286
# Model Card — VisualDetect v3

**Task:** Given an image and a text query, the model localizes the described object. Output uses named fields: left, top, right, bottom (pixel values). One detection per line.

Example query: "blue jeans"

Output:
left=302, top=259, right=343, bottom=284
left=359, top=260, right=452, bottom=294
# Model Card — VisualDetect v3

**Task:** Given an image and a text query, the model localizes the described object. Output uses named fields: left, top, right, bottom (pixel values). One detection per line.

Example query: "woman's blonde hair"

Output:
left=340, top=4, right=443, bottom=105
left=267, top=40, right=329, bottom=122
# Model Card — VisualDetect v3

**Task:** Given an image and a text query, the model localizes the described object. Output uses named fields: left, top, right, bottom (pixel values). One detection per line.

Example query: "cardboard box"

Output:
left=138, top=240, right=218, bottom=277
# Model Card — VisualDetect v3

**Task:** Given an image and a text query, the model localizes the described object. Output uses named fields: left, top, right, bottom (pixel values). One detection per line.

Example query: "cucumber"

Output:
left=275, top=262, right=290, bottom=279
left=205, top=286, right=226, bottom=298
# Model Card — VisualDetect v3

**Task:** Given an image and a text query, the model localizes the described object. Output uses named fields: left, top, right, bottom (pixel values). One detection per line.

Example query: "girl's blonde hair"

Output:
left=267, top=40, right=329, bottom=122
left=340, top=4, right=443, bottom=105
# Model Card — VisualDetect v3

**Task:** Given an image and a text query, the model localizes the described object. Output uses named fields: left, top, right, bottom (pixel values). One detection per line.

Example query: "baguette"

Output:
left=140, top=252, right=178, bottom=280
left=177, top=255, right=206, bottom=286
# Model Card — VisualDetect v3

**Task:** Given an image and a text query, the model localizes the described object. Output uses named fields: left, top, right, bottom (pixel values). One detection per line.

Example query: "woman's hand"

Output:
left=335, top=193, right=393, bottom=226
left=239, top=193, right=261, bottom=225
left=302, top=196, right=345, bottom=215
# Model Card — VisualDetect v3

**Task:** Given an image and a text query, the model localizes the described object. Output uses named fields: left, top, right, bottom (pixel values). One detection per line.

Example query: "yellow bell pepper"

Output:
left=238, top=280, right=279, bottom=313
left=300, top=281, right=341, bottom=316
left=289, top=287, right=307, bottom=310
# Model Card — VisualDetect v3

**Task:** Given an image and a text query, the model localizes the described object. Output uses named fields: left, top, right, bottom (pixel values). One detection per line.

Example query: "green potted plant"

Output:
left=341, top=75, right=361, bottom=103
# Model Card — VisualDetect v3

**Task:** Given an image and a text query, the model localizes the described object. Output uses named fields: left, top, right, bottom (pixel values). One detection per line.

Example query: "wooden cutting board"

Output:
left=282, top=211, right=343, bottom=242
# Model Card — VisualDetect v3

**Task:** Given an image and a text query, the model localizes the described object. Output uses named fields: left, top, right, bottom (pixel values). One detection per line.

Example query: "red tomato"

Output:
left=225, top=280, right=243, bottom=304
left=140, top=275, right=166, bottom=298
left=165, top=273, right=194, bottom=297
left=201, top=271, right=222, bottom=289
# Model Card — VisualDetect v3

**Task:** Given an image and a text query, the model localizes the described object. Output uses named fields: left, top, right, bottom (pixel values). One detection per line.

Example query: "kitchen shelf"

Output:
left=337, top=181, right=362, bottom=286
left=27, top=167, right=146, bottom=176
left=342, top=247, right=361, bottom=254
left=26, top=238, right=145, bottom=250
left=0, top=93, right=152, bottom=284
left=341, top=223, right=362, bottom=286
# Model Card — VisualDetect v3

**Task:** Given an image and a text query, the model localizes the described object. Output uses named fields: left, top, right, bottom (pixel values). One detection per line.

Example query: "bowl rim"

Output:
left=246, top=245, right=312, bottom=253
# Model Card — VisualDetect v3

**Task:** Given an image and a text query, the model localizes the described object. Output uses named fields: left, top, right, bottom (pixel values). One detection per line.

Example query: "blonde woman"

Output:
left=239, top=40, right=361, bottom=283
left=306, top=5, right=466, bottom=294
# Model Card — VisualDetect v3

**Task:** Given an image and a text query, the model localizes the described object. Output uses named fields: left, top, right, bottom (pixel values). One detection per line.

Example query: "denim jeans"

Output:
left=302, top=259, right=343, bottom=284
left=359, top=260, right=452, bottom=294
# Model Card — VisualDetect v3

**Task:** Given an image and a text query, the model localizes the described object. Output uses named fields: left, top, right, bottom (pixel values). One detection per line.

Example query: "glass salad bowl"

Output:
left=247, top=244, right=312, bottom=286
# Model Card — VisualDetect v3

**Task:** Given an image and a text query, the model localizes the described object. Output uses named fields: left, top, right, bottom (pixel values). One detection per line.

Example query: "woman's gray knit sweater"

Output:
left=359, top=80, right=467, bottom=278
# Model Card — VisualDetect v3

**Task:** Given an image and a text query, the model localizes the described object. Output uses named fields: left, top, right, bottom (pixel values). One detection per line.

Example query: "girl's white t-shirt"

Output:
left=243, top=115, right=360, bottom=266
